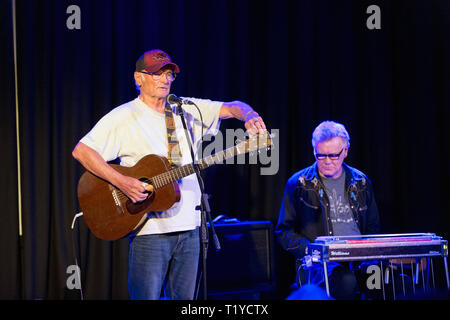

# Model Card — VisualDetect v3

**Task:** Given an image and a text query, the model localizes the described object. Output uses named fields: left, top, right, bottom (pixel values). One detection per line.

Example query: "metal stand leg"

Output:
left=296, top=263, right=303, bottom=287
left=401, top=262, right=406, bottom=297
left=430, top=258, right=435, bottom=289
left=323, top=261, right=330, bottom=297
left=414, top=259, right=420, bottom=286
left=420, top=259, right=425, bottom=292
left=390, top=262, right=396, bottom=300
left=380, top=261, right=386, bottom=300
left=444, top=257, right=450, bottom=290
left=424, top=258, right=430, bottom=292
left=411, top=261, right=416, bottom=296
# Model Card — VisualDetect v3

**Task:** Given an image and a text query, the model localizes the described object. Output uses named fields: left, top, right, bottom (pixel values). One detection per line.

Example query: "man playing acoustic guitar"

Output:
left=72, top=49, right=267, bottom=299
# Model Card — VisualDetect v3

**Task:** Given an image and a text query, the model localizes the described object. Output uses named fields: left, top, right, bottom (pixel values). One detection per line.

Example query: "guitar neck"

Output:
left=151, top=144, right=241, bottom=189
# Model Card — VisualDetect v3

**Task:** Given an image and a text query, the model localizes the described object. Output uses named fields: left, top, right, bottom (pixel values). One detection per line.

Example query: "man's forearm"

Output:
left=220, top=100, right=266, bottom=134
left=72, top=142, right=123, bottom=186
left=220, top=101, right=257, bottom=120
left=73, top=142, right=151, bottom=203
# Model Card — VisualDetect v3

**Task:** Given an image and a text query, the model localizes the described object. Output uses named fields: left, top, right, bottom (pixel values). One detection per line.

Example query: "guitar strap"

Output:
left=164, top=103, right=182, bottom=167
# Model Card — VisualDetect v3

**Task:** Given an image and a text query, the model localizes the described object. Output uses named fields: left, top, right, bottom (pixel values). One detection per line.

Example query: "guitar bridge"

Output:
left=111, top=188, right=124, bottom=214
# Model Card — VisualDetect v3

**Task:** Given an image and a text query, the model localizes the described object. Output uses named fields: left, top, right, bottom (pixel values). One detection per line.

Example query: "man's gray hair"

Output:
left=311, top=120, right=350, bottom=149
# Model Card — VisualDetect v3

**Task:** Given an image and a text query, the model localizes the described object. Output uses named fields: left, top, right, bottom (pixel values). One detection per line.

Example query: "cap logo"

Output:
left=152, top=52, right=169, bottom=61
left=137, top=49, right=180, bottom=73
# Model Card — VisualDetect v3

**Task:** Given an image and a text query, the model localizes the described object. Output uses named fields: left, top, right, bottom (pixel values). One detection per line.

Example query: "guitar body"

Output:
left=77, top=154, right=181, bottom=240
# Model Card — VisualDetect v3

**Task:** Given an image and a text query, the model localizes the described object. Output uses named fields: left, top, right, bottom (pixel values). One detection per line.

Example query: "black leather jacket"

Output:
left=275, top=162, right=381, bottom=259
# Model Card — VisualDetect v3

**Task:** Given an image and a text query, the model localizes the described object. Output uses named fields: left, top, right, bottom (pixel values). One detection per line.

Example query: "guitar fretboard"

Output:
left=151, top=145, right=242, bottom=189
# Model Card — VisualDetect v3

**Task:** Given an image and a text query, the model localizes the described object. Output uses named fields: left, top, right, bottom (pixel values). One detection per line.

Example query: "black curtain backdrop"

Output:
left=1, top=0, right=449, bottom=300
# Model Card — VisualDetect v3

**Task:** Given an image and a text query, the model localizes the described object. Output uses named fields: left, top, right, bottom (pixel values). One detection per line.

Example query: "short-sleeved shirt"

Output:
left=80, top=96, right=222, bottom=235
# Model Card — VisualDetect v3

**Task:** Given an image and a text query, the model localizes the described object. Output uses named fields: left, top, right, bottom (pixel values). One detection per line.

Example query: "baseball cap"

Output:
left=135, top=49, right=180, bottom=73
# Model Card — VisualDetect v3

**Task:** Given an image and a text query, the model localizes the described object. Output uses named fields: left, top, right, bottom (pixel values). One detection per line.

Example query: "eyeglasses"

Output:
left=314, top=148, right=345, bottom=160
left=140, top=70, right=176, bottom=81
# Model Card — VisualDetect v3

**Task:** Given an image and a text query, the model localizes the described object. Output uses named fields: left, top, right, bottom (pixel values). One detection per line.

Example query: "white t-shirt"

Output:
left=80, top=96, right=222, bottom=235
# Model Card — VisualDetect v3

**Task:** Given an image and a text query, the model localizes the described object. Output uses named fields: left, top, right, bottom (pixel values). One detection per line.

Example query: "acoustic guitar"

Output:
left=77, top=131, right=273, bottom=240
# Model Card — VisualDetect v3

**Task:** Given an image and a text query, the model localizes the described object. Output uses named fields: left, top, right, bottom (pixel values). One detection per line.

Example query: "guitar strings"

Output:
left=113, top=162, right=199, bottom=202
left=114, top=151, right=234, bottom=202
left=113, top=133, right=270, bottom=202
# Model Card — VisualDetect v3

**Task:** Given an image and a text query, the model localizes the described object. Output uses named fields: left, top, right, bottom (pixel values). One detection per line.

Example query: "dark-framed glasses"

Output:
left=140, top=70, right=176, bottom=81
left=314, top=147, right=345, bottom=160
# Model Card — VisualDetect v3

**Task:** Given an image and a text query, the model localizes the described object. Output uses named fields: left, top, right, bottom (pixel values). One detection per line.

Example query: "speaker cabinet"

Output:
left=205, top=220, right=275, bottom=298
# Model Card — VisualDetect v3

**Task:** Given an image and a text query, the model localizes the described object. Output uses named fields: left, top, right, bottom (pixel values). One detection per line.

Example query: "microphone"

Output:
left=166, top=94, right=195, bottom=106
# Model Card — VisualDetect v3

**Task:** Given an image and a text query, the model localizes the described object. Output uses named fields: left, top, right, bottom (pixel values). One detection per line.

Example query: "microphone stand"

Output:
left=172, top=102, right=221, bottom=300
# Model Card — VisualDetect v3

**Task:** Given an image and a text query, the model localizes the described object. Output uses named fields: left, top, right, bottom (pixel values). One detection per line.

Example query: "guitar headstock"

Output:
left=236, top=131, right=274, bottom=154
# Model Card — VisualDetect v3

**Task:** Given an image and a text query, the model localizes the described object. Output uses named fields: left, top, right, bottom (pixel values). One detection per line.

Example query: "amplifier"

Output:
left=205, top=220, right=275, bottom=297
